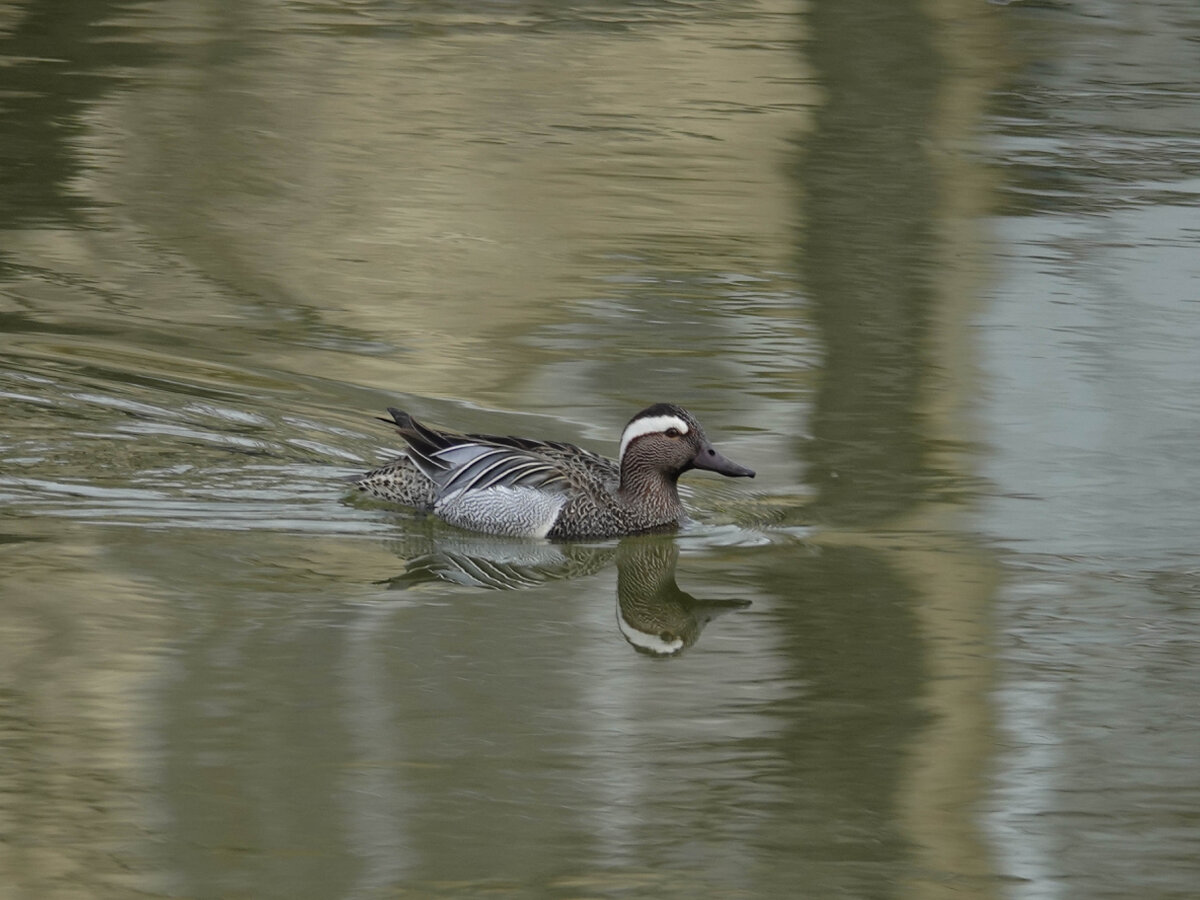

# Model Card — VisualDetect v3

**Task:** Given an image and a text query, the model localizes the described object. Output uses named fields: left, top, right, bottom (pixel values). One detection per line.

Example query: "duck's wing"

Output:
left=385, top=409, right=613, bottom=496
left=429, top=442, right=572, bottom=495
left=472, top=434, right=618, bottom=476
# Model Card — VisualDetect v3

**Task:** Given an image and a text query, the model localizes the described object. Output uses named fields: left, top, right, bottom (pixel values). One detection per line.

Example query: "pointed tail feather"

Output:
left=376, top=408, right=455, bottom=475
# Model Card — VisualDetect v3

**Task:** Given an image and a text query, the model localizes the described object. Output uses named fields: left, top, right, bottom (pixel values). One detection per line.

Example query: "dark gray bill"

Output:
left=692, top=444, right=755, bottom=478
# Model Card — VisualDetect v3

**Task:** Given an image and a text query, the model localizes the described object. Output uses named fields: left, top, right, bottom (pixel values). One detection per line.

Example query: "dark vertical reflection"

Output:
left=0, top=1, right=159, bottom=231
left=760, top=549, right=927, bottom=890
left=798, top=1, right=941, bottom=527
left=753, top=0, right=946, bottom=891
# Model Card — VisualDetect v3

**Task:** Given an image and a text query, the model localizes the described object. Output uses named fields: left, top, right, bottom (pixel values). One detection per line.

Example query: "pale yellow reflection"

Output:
left=0, top=524, right=166, bottom=897
left=74, top=0, right=814, bottom=397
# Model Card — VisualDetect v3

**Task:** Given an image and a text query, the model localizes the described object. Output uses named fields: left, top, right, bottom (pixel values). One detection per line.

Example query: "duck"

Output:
left=354, top=403, right=755, bottom=539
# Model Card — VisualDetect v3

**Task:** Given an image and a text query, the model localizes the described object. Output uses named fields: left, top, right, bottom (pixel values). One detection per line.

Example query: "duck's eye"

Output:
left=665, top=428, right=681, bottom=438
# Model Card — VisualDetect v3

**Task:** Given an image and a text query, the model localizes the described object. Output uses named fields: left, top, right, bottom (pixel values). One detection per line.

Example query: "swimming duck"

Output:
left=354, top=403, right=755, bottom=539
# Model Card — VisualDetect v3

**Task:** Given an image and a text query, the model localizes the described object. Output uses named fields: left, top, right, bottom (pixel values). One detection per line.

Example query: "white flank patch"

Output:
left=435, top=485, right=566, bottom=538
left=618, top=414, right=689, bottom=462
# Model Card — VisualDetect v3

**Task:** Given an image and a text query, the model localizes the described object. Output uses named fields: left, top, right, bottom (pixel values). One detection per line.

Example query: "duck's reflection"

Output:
left=614, top=537, right=750, bottom=656
left=381, top=530, right=749, bottom=655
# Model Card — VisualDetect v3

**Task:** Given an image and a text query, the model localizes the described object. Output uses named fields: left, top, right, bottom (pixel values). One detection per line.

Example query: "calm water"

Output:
left=3, top=1, right=1199, bottom=898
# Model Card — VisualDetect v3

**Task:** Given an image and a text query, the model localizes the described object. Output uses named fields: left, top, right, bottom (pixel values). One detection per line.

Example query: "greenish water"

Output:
left=2, top=2, right=1199, bottom=898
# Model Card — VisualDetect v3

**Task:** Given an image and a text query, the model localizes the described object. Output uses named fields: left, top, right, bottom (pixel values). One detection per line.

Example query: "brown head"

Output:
left=617, top=403, right=755, bottom=493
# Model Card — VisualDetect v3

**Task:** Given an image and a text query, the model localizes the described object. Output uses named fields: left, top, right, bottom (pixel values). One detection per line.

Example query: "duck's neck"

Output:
left=618, top=465, right=684, bottom=521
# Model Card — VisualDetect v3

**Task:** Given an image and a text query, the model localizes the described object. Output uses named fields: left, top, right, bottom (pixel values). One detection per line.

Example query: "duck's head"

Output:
left=618, top=403, right=756, bottom=484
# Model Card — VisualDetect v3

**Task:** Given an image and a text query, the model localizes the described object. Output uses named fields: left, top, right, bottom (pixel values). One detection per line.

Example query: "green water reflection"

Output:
left=3, top=1, right=1200, bottom=899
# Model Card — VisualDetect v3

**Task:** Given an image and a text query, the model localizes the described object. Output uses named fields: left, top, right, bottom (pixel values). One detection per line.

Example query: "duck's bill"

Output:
left=692, top=445, right=756, bottom=478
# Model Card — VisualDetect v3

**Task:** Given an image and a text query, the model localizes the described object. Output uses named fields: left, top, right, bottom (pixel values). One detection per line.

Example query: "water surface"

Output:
left=2, top=1, right=1199, bottom=898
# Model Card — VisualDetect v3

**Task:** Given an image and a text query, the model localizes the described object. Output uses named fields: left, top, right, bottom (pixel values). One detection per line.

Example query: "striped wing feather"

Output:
left=385, top=408, right=617, bottom=498
left=432, top=444, right=569, bottom=495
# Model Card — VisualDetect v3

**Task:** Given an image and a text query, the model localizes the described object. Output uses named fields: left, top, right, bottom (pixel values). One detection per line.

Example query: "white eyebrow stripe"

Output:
left=618, top=414, right=689, bottom=462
